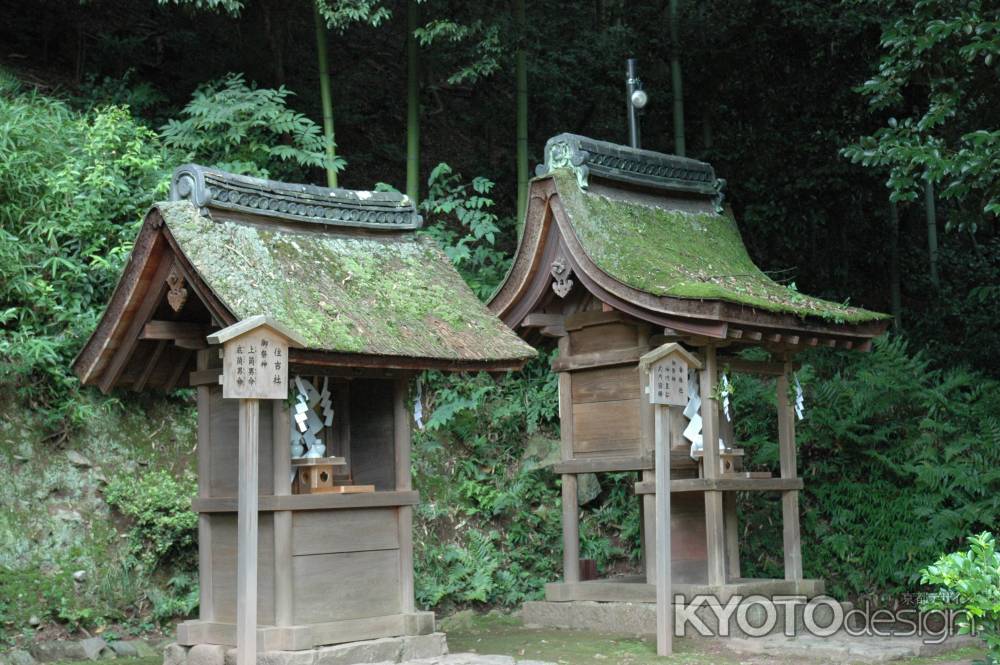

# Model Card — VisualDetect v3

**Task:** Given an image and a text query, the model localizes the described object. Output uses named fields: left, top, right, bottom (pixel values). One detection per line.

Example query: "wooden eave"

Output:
left=489, top=176, right=889, bottom=351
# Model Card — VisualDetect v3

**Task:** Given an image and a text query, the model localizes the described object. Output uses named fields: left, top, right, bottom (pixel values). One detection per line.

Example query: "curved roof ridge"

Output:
left=169, top=164, right=423, bottom=231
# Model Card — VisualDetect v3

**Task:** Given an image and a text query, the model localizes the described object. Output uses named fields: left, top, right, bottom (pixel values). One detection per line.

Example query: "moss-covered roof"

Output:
left=551, top=168, right=888, bottom=323
left=158, top=201, right=536, bottom=362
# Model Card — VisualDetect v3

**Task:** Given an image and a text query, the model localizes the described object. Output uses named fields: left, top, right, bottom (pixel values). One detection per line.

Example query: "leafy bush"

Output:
left=420, top=163, right=513, bottom=299
left=733, top=337, right=1000, bottom=599
left=0, top=72, right=168, bottom=426
left=921, top=532, right=1000, bottom=664
left=160, top=72, right=341, bottom=181
left=105, top=469, right=199, bottom=570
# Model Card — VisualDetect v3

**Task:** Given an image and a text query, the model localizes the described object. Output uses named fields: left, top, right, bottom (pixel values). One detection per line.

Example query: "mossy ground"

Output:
left=443, top=613, right=984, bottom=664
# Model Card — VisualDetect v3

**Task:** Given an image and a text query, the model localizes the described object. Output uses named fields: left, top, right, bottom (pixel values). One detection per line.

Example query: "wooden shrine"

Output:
left=489, top=134, right=890, bottom=605
left=73, top=165, right=535, bottom=652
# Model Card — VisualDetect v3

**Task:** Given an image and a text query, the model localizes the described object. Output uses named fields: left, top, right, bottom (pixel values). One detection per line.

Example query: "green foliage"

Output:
left=734, top=337, right=1000, bottom=599
left=315, top=0, right=391, bottom=31
left=843, top=0, right=1000, bottom=227
left=0, top=72, right=168, bottom=425
left=420, top=163, right=512, bottom=298
left=104, top=469, right=199, bottom=570
left=161, top=73, right=341, bottom=180
left=413, top=350, right=644, bottom=610
left=921, top=532, right=1000, bottom=664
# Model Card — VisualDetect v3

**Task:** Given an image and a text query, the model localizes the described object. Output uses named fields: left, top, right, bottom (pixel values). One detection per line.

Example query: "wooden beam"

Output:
left=192, top=490, right=421, bottom=513
left=99, top=256, right=175, bottom=393
left=857, top=340, right=873, bottom=352
left=717, top=356, right=799, bottom=377
left=521, top=312, right=565, bottom=329
left=634, top=477, right=804, bottom=494
left=838, top=340, right=854, bottom=349
left=164, top=349, right=193, bottom=392
left=766, top=333, right=782, bottom=343
left=744, top=330, right=763, bottom=341
left=141, top=320, right=213, bottom=341
left=726, top=328, right=744, bottom=340
left=550, top=346, right=644, bottom=372
left=272, top=400, right=293, bottom=627
left=552, top=455, right=653, bottom=474
left=133, top=340, right=167, bottom=392
left=785, top=335, right=800, bottom=346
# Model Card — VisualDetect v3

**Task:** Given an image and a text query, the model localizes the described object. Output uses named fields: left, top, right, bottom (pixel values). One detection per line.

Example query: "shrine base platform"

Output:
left=163, top=632, right=447, bottom=665
left=526, top=577, right=847, bottom=639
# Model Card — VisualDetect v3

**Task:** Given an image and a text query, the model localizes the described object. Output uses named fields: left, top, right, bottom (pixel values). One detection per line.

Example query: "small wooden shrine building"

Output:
left=489, top=134, right=890, bottom=604
left=73, top=165, right=535, bottom=651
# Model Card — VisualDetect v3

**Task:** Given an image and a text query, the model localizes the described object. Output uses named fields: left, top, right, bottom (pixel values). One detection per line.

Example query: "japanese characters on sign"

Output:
left=649, top=355, right=688, bottom=406
left=221, top=328, right=289, bottom=400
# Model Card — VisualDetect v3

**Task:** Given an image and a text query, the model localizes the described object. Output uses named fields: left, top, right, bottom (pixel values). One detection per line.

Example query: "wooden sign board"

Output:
left=207, top=315, right=307, bottom=400
left=639, top=342, right=702, bottom=406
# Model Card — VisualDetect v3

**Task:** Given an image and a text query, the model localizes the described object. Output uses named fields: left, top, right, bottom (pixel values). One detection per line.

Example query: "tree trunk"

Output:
left=925, top=178, right=939, bottom=288
left=405, top=0, right=420, bottom=204
left=314, top=2, right=338, bottom=188
left=889, top=198, right=902, bottom=331
left=515, top=0, right=529, bottom=227
left=669, top=0, right=685, bottom=157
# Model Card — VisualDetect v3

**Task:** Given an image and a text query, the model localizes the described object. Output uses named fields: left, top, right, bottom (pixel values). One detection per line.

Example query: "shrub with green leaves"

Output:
left=921, top=532, right=1000, bottom=664
left=104, top=469, right=199, bottom=570
left=0, top=72, right=168, bottom=425
left=161, top=72, right=341, bottom=181
left=419, top=163, right=513, bottom=299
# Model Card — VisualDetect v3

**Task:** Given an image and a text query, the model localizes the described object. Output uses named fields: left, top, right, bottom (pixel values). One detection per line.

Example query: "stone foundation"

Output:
left=163, top=633, right=447, bottom=665
left=520, top=598, right=854, bottom=639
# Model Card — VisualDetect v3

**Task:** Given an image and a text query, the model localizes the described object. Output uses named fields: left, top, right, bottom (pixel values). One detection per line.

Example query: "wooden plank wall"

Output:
left=349, top=379, right=396, bottom=490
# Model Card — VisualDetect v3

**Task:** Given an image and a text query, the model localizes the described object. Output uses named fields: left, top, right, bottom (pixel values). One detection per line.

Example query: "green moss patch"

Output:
left=551, top=169, right=888, bottom=323
left=159, top=202, right=536, bottom=361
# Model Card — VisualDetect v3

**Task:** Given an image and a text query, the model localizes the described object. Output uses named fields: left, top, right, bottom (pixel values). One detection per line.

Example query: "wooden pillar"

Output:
left=719, top=408, right=741, bottom=579
left=196, top=350, right=214, bottom=622
left=654, top=404, right=673, bottom=655
left=237, top=399, right=260, bottom=665
left=557, top=337, right=579, bottom=583
left=394, top=377, right=416, bottom=613
left=272, top=400, right=293, bottom=627
left=777, top=360, right=803, bottom=581
left=699, top=346, right=726, bottom=586
left=638, top=327, right=655, bottom=584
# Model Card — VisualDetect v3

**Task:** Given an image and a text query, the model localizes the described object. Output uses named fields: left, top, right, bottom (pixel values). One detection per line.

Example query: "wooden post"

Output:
left=557, top=337, right=580, bottom=584
left=272, top=400, right=293, bottom=627
left=237, top=398, right=259, bottom=665
left=638, top=341, right=699, bottom=657
left=777, top=360, right=803, bottom=581
left=719, top=410, right=741, bottom=578
left=206, top=316, right=305, bottom=663
left=700, top=345, right=727, bottom=587
left=394, top=377, right=416, bottom=614
left=654, top=404, right=673, bottom=656
left=196, top=349, right=214, bottom=622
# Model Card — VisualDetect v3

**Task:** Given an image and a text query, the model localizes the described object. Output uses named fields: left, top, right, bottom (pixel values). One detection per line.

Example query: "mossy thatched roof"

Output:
left=551, top=169, right=888, bottom=324
left=159, top=201, right=536, bottom=362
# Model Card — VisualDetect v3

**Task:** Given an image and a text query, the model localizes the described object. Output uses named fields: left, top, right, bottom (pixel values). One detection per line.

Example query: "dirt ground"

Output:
left=443, top=612, right=984, bottom=665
